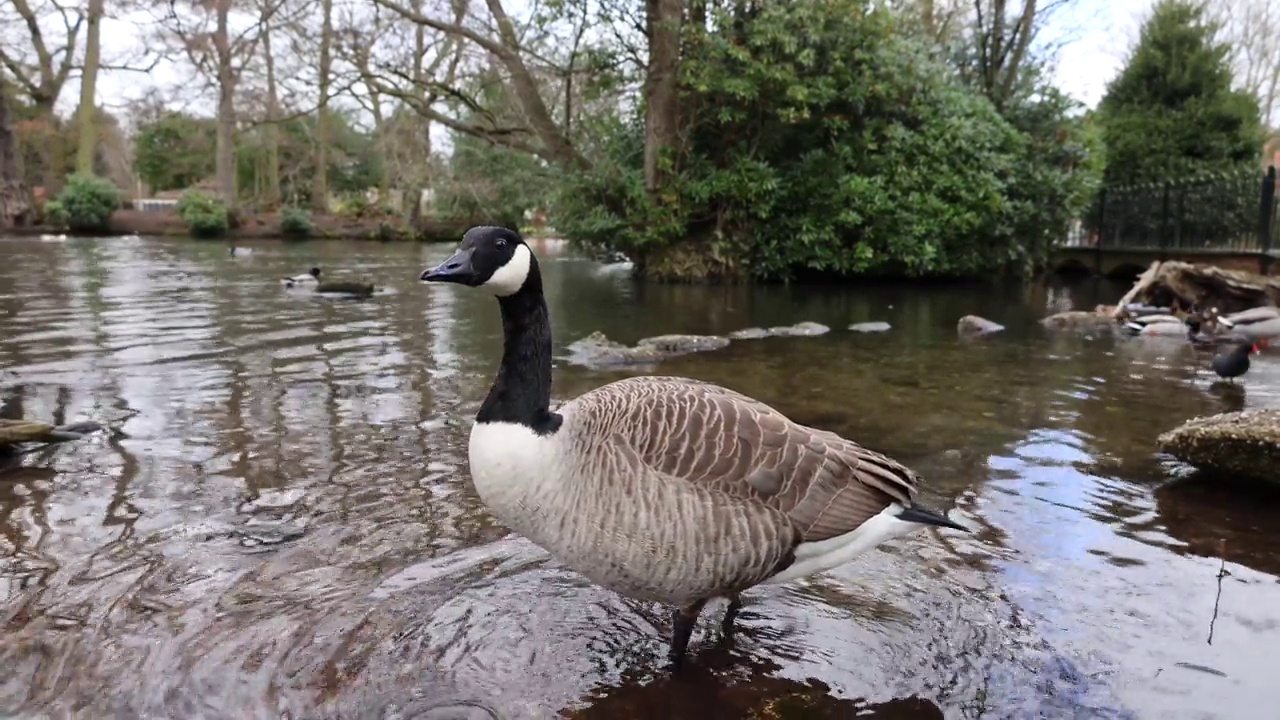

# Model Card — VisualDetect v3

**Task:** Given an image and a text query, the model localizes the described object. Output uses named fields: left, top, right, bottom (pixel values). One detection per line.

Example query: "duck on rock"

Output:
left=418, top=226, right=968, bottom=667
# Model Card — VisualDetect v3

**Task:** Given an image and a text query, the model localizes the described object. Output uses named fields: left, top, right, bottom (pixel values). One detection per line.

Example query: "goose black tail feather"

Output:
left=897, top=504, right=970, bottom=532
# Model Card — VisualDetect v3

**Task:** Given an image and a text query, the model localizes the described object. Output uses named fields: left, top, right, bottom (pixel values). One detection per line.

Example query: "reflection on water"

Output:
left=1, top=235, right=1279, bottom=719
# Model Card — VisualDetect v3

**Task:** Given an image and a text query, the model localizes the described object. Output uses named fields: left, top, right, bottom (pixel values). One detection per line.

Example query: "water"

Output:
left=2, top=235, right=1279, bottom=719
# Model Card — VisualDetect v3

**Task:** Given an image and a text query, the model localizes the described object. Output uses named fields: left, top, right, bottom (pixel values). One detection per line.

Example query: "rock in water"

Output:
left=728, top=327, right=772, bottom=340
left=1158, top=409, right=1280, bottom=484
left=957, top=315, right=1004, bottom=338
left=848, top=321, right=892, bottom=333
left=566, top=331, right=730, bottom=368
left=767, top=321, right=830, bottom=337
left=1040, top=311, right=1116, bottom=333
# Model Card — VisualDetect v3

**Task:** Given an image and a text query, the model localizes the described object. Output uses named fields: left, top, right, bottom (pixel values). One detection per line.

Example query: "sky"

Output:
left=77, top=0, right=1158, bottom=121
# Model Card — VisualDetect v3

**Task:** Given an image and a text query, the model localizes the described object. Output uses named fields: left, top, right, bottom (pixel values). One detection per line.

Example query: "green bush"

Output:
left=280, top=206, right=312, bottom=238
left=177, top=190, right=230, bottom=238
left=42, top=200, right=68, bottom=228
left=54, top=173, right=120, bottom=232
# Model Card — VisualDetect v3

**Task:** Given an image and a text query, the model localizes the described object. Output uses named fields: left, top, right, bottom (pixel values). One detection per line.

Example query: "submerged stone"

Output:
left=566, top=331, right=729, bottom=367
left=848, top=321, right=892, bottom=333
left=766, top=321, right=830, bottom=337
left=957, top=315, right=1004, bottom=338
left=1158, top=409, right=1280, bottom=484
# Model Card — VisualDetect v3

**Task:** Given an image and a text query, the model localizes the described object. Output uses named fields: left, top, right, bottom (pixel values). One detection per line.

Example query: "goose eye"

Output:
left=497, top=239, right=508, bottom=248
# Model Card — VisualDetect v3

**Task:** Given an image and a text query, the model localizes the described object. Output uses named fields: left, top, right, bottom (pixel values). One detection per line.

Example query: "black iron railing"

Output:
left=1065, top=165, right=1277, bottom=253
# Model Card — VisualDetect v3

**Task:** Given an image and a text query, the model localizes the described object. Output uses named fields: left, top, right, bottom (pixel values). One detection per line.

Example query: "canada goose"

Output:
left=281, top=267, right=321, bottom=287
left=419, top=226, right=967, bottom=666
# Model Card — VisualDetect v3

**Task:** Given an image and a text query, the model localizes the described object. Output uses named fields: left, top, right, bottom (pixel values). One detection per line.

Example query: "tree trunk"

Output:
left=0, top=79, right=32, bottom=228
left=75, top=0, right=106, bottom=175
left=262, top=19, right=282, bottom=207
left=312, top=0, right=333, bottom=212
left=642, top=0, right=683, bottom=194
left=214, top=0, right=238, bottom=207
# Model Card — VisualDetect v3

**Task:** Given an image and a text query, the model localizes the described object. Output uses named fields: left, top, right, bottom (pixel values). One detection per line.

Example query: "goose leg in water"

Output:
left=669, top=599, right=707, bottom=666
left=720, top=594, right=743, bottom=638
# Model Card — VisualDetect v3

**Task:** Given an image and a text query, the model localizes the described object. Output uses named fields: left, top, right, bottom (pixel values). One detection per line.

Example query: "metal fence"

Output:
left=1063, top=165, right=1277, bottom=253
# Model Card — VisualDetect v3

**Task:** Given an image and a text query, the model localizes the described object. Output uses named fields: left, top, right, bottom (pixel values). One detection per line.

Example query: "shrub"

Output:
left=54, top=173, right=120, bottom=232
left=177, top=190, right=230, bottom=238
left=42, top=200, right=69, bottom=228
left=280, top=206, right=313, bottom=238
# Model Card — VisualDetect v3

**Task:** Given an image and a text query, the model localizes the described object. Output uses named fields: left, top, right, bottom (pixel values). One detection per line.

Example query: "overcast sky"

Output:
left=79, top=0, right=1156, bottom=120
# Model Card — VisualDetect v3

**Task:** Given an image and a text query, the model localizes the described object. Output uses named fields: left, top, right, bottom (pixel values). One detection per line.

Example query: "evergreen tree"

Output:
left=1098, top=0, right=1263, bottom=186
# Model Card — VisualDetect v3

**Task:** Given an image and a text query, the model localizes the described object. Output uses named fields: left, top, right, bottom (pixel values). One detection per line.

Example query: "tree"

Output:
left=1208, top=0, right=1280, bottom=130
left=1098, top=0, right=1264, bottom=186
left=0, top=77, right=31, bottom=227
left=75, top=0, right=107, bottom=175
left=0, top=0, right=84, bottom=189
left=133, top=113, right=217, bottom=193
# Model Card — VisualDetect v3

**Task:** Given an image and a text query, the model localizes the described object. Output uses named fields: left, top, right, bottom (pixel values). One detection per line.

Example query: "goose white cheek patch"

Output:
left=481, top=244, right=532, bottom=297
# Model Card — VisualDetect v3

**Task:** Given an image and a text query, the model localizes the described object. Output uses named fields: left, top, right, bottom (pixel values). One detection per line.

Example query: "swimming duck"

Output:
left=1213, top=306, right=1280, bottom=341
left=418, top=226, right=967, bottom=666
left=1122, top=313, right=1188, bottom=336
left=281, top=267, right=321, bottom=287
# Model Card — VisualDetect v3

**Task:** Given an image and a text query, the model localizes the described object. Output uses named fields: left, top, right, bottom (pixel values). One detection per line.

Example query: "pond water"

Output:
left=1, top=235, right=1278, bottom=720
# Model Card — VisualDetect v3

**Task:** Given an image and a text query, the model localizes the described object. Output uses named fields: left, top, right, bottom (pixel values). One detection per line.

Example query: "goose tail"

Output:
left=896, top=504, right=970, bottom=532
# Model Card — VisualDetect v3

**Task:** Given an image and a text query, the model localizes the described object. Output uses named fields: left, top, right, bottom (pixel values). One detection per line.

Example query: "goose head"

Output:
left=420, top=226, right=533, bottom=297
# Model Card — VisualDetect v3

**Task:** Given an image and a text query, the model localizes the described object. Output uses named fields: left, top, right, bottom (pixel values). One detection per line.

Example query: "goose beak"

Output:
left=421, top=248, right=476, bottom=285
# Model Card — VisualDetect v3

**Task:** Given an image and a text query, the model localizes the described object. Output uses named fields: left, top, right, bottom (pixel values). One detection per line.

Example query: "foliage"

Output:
left=436, top=134, right=554, bottom=228
left=176, top=189, right=230, bottom=238
left=42, top=200, right=68, bottom=227
left=53, top=173, right=120, bottom=232
left=1098, top=0, right=1264, bottom=187
left=279, top=205, right=312, bottom=238
left=236, top=111, right=384, bottom=206
left=134, top=113, right=218, bottom=194
left=554, top=0, right=1046, bottom=279
left=435, top=74, right=556, bottom=227
left=333, top=194, right=396, bottom=218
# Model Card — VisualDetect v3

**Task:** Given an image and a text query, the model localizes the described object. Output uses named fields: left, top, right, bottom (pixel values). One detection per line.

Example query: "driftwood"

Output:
left=0, top=419, right=102, bottom=456
left=1111, top=261, right=1280, bottom=319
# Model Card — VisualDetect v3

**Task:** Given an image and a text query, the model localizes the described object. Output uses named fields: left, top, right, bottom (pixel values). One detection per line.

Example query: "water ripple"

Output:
left=2, top=237, right=1278, bottom=718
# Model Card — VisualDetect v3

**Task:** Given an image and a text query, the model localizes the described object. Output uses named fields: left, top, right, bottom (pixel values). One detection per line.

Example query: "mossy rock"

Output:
left=1158, top=409, right=1280, bottom=484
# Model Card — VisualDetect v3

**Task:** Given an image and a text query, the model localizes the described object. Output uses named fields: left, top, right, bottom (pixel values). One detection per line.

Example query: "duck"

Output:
left=1210, top=341, right=1263, bottom=383
left=281, top=267, right=321, bottom=287
left=418, top=226, right=967, bottom=666
left=1213, top=306, right=1280, bottom=342
left=1122, top=313, right=1188, bottom=336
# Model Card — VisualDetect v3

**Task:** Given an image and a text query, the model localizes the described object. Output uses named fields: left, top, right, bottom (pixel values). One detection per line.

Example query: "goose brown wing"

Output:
left=564, top=376, right=921, bottom=542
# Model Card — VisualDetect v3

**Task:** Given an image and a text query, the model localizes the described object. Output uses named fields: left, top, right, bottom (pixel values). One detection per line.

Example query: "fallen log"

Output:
left=1111, top=261, right=1280, bottom=320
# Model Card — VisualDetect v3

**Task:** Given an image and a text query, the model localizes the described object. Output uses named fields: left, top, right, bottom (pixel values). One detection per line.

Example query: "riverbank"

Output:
left=5, top=209, right=473, bottom=242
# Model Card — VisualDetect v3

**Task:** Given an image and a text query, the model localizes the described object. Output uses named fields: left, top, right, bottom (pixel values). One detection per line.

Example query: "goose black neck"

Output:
left=476, top=266, right=561, bottom=434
